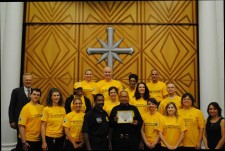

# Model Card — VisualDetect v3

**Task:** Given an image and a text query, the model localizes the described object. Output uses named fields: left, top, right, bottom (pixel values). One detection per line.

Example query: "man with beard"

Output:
left=65, top=82, right=92, bottom=114
left=109, top=91, right=143, bottom=150
left=82, top=93, right=111, bottom=150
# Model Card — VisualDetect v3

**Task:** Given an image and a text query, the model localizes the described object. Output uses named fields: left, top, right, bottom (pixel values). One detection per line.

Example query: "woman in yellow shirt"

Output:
left=130, top=82, right=150, bottom=117
left=141, top=98, right=162, bottom=150
left=178, top=93, right=205, bottom=150
left=63, top=98, right=85, bottom=150
left=41, top=88, right=66, bottom=151
left=103, top=86, right=120, bottom=116
left=157, top=102, right=187, bottom=150
left=79, top=69, right=98, bottom=106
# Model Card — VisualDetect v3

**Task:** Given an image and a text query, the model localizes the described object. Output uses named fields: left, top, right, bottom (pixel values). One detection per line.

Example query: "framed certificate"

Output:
left=117, top=110, right=133, bottom=123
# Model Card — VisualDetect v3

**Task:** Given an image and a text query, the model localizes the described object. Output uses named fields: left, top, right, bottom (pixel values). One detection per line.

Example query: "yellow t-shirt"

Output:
left=158, top=96, right=182, bottom=115
left=142, top=111, right=162, bottom=143
left=157, top=115, right=187, bottom=147
left=70, top=96, right=87, bottom=113
left=63, top=111, right=85, bottom=142
left=97, top=79, right=123, bottom=100
left=146, top=81, right=168, bottom=103
left=103, top=99, right=120, bottom=116
left=41, top=106, right=66, bottom=138
left=77, top=80, right=98, bottom=106
left=18, top=102, right=44, bottom=141
left=178, top=107, right=205, bottom=147
left=130, top=97, right=148, bottom=117
left=125, top=87, right=135, bottom=99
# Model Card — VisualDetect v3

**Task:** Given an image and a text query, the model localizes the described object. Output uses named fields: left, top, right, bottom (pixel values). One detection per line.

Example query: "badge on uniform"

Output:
left=96, top=117, right=102, bottom=123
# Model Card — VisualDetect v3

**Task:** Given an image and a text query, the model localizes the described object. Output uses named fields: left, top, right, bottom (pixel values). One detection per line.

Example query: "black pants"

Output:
left=89, top=136, right=109, bottom=150
left=112, top=134, right=140, bottom=150
left=64, top=139, right=84, bottom=150
left=45, top=136, right=65, bottom=151
left=144, top=143, right=162, bottom=150
left=17, top=138, right=42, bottom=151
left=161, top=146, right=183, bottom=150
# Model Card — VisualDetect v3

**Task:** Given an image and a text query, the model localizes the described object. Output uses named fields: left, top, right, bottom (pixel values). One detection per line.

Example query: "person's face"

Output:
left=23, top=75, right=32, bottom=88
left=30, top=91, right=41, bottom=103
left=138, top=83, right=146, bottom=94
left=95, top=96, right=104, bottom=108
left=208, top=105, right=218, bottom=117
left=147, top=101, right=157, bottom=112
left=109, top=89, right=118, bottom=100
left=119, top=91, right=129, bottom=104
left=85, top=70, right=93, bottom=81
left=167, top=104, right=176, bottom=116
left=182, top=96, right=192, bottom=108
left=73, top=99, right=82, bottom=112
left=167, top=83, right=176, bottom=94
left=129, top=78, right=137, bottom=88
left=104, top=67, right=113, bottom=80
left=151, top=70, right=159, bottom=82
left=51, top=92, right=60, bottom=105
left=74, top=88, right=83, bottom=96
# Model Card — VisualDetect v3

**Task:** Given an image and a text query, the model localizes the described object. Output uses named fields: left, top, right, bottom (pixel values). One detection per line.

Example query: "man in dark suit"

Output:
left=8, top=73, right=33, bottom=151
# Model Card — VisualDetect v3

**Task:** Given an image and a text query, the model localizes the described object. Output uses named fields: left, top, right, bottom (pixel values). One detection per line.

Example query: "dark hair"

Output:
left=31, top=88, right=41, bottom=96
left=181, top=92, right=195, bottom=106
left=207, top=102, right=223, bottom=122
left=147, top=98, right=158, bottom=106
left=108, top=86, right=118, bottom=95
left=134, top=82, right=150, bottom=100
left=94, top=93, right=104, bottom=102
left=129, top=74, right=138, bottom=82
left=46, top=88, right=64, bottom=107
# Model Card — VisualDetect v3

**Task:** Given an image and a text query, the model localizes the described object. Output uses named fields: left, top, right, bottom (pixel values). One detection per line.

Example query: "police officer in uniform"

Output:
left=82, top=93, right=111, bottom=150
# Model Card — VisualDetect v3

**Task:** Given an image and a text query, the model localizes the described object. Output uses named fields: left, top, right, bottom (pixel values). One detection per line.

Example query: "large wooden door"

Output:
left=24, top=1, right=199, bottom=107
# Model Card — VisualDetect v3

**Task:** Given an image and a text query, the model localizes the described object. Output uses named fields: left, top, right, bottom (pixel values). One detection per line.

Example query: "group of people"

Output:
left=8, top=67, right=225, bottom=150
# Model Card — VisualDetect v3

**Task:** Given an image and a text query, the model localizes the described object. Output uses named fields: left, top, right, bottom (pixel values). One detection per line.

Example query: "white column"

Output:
left=199, top=1, right=219, bottom=118
left=1, top=2, right=24, bottom=151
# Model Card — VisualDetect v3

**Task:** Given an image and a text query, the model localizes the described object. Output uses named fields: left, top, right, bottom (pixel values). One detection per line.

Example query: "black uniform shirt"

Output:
left=82, top=107, right=109, bottom=138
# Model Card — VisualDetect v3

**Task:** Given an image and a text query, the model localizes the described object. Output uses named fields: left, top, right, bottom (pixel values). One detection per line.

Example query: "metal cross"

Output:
left=87, top=26, right=134, bottom=69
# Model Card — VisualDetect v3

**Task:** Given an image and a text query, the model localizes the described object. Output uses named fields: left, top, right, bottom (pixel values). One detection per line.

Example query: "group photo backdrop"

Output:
left=23, top=1, right=199, bottom=106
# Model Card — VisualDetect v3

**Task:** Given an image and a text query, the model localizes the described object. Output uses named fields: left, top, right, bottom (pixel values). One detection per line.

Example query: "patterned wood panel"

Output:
left=142, top=0, right=197, bottom=23
left=24, top=1, right=199, bottom=107
left=24, top=25, right=79, bottom=104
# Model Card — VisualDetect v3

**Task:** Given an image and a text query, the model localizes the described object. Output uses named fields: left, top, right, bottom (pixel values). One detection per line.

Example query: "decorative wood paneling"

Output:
left=24, top=25, right=79, bottom=104
left=24, top=1, right=199, bottom=107
left=80, top=1, right=141, bottom=23
left=26, top=2, right=79, bottom=22
left=142, top=0, right=196, bottom=23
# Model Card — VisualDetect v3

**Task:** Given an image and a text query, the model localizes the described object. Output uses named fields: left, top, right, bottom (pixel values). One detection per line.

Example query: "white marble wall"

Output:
left=1, top=2, right=24, bottom=151
left=1, top=2, right=6, bottom=66
left=216, top=0, right=224, bottom=117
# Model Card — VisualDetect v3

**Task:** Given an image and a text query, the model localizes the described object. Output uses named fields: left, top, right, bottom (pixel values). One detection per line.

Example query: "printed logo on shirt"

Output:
left=96, top=117, right=102, bottom=123
left=106, top=116, right=109, bottom=122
